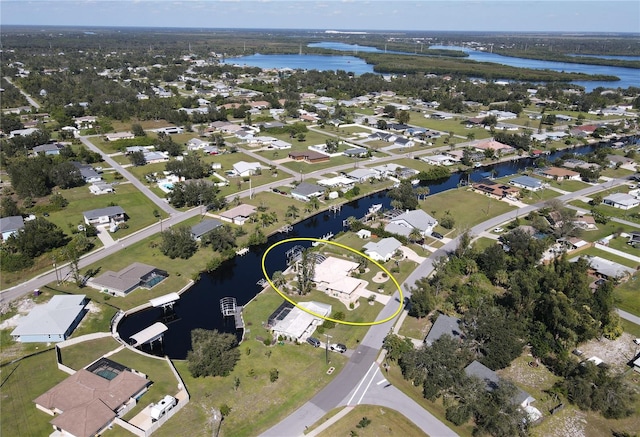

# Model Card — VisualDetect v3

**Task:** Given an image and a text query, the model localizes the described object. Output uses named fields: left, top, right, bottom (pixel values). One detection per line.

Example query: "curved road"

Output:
left=261, top=177, right=634, bottom=437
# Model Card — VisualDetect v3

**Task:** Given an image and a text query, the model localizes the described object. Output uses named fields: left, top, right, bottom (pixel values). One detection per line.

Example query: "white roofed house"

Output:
left=32, top=143, right=64, bottom=156
left=11, top=295, right=88, bottom=343
left=233, top=161, right=262, bottom=177
left=268, top=301, right=332, bottom=342
left=346, top=168, right=379, bottom=183
left=385, top=209, right=438, bottom=237
left=602, top=193, right=640, bottom=210
left=104, top=131, right=135, bottom=141
left=313, top=257, right=366, bottom=305
left=363, top=237, right=402, bottom=262
left=186, top=137, right=210, bottom=151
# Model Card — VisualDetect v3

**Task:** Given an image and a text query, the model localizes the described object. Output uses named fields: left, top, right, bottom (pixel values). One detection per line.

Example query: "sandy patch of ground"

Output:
left=372, top=272, right=389, bottom=284
left=535, top=408, right=588, bottom=437
left=0, top=298, right=38, bottom=330
left=577, top=332, right=638, bottom=373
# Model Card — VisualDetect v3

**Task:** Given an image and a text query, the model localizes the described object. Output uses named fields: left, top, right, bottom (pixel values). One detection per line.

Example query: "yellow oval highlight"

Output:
left=261, top=237, right=403, bottom=326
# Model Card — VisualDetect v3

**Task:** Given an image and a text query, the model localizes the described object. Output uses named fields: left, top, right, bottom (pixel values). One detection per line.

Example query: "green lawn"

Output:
left=518, top=188, right=562, bottom=204
left=59, top=336, right=121, bottom=370
left=546, top=178, right=591, bottom=192
left=315, top=405, right=428, bottom=437
left=421, top=188, right=516, bottom=233
left=153, top=285, right=354, bottom=437
left=570, top=199, right=640, bottom=225
left=0, top=350, right=70, bottom=437
left=44, top=182, right=167, bottom=239
left=614, top=275, right=640, bottom=315
left=578, top=247, right=640, bottom=269
left=398, top=313, right=431, bottom=340
left=620, top=319, right=640, bottom=338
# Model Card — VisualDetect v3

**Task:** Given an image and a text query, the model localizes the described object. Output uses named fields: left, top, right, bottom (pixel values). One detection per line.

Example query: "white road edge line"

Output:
left=357, top=367, right=380, bottom=405
left=346, top=362, right=377, bottom=406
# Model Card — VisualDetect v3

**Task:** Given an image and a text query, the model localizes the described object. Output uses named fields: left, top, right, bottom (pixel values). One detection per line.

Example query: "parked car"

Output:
left=493, top=227, right=504, bottom=233
left=306, top=337, right=321, bottom=347
left=634, top=338, right=640, bottom=345
left=431, top=231, right=443, bottom=239
left=330, top=343, right=347, bottom=353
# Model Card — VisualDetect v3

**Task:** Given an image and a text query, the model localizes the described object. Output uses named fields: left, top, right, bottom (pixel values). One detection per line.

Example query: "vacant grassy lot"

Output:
left=421, top=188, right=516, bottom=232
left=614, top=275, right=640, bottom=315
left=0, top=350, right=70, bottom=437
left=398, top=313, right=431, bottom=340
left=316, top=405, right=428, bottom=437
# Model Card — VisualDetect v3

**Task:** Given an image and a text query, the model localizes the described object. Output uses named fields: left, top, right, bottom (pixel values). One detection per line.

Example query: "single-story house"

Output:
left=472, top=181, right=520, bottom=199
left=32, top=143, right=64, bottom=156
left=83, top=206, right=126, bottom=226
left=317, top=176, right=356, bottom=190
left=190, top=219, right=223, bottom=240
left=104, top=131, right=135, bottom=141
left=73, top=115, right=97, bottom=129
left=363, top=237, right=402, bottom=262
left=540, top=167, right=581, bottom=181
left=368, top=132, right=397, bottom=142
left=291, top=182, right=325, bottom=202
left=288, top=150, right=330, bottom=163
left=143, top=151, right=169, bottom=164
left=343, top=147, right=369, bottom=158
left=219, top=204, right=257, bottom=225
left=510, top=176, right=545, bottom=192
left=87, top=262, right=168, bottom=297
left=233, top=161, right=262, bottom=177
left=313, top=257, right=364, bottom=303
left=421, top=154, right=459, bottom=166
left=34, top=362, right=149, bottom=437
left=385, top=209, right=438, bottom=237
left=603, top=193, right=640, bottom=210
left=71, top=161, right=102, bottom=183
left=89, top=182, right=114, bottom=195
left=269, top=301, right=332, bottom=342
left=472, top=139, right=516, bottom=155
left=628, top=231, right=640, bottom=248
left=11, top=295, right=88, bottom=343
left=346, top=168, right=379, bottom=183
left=393, top=137, right=414, bottom=148
left=424, top=313, right=464, bottom=346
left=0, top=215, right=25, bottom=241
left=464, top=360, right=536, bottom=409
left=573, top=213, right=597, bottom=230
left=570, top=255, right=636, bottom=281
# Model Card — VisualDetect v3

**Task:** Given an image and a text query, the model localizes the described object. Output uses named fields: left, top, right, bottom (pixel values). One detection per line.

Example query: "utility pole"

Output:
left=324, top=333, right=332, bottom=365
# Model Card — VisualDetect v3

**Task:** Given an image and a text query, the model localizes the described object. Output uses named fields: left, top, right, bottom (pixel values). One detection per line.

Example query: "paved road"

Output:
left=261, top=176, right=633, bottom=437
left=617, top=308, right=640, bottom=325
left=3, top=76, right=41, bottom=109
left=79, top=136, right=177, bottom=215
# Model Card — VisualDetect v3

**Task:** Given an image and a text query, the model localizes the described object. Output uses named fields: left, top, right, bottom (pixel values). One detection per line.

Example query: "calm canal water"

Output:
left=222, top=42, right=639, bottom=92
left=118, top=143, right=604, bottom=359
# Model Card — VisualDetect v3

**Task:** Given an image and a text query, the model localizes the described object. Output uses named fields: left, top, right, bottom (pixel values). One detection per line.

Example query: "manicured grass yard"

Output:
left=59, top=336, right=121, bottom=370
left=316, top=405, right=428, bottom=437
left=614, top=275, right=640, bottom=315
left=0, top=350, right=70, bottom=437
left=154, top=286, right=355, bottom=437
left=421, top=188, right=516, bottom=232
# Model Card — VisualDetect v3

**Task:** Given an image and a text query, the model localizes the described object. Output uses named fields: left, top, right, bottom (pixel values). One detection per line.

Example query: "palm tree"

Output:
left=286, top=204, right=300, bottom=220
left=390, top=199, right=403, bottom=210
left=416, top=186, right=430, bottom=201
left=271, top=271, right=286, bottom=289
left=409, top=227, right=422, bottom=244
left=309, top=196, right=320, bottom=211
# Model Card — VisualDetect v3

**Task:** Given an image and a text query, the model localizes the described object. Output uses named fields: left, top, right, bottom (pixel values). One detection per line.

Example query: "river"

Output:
left=117, top=143, right=604, bottom=359
left=222, top=42, right=639, bottom=92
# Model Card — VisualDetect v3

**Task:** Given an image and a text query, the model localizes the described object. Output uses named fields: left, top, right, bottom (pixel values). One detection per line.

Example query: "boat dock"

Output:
left=278, top=224, right=293, bottom=233
left=236, top=248, right=249, bottom=256
left=312, top=232, right=334, bottom=246
left=220, top=297, right=244, bottom=330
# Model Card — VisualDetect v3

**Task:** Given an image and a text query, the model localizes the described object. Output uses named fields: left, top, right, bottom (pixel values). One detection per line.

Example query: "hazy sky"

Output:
left=2, top=1, right=639, bottom=33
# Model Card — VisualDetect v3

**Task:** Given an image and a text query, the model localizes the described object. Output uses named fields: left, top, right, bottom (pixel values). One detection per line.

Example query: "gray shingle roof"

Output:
left=464, top=360, right=533, bottom=406
left=292, top=182, right=325, bottom=198
left=363, top=237, right=402, bottom=258
left=424, top=314, right=463, bottom=345
left=191, top=219, right=223, bottom=238
left=389, top=209, right=437, bottom=232
left=0, top=215, right=25, bottom=234
left=83, top=206, right=125, bottom=221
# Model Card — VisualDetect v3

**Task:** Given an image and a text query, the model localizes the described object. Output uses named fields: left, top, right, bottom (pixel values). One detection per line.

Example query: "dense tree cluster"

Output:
left=186, top=329, right=240, bottom=378
left=167, top=180, right=224, bottom=209
left=159, top=226, right=197, bottom=259
left=387, top=180, right=418, bottom=210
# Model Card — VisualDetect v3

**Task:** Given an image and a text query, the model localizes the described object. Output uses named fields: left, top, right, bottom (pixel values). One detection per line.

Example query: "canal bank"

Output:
left=115, top=139, right=620, bottom=359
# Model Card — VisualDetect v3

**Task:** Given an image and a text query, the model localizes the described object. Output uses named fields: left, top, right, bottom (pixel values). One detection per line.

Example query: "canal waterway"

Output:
left=222, top=42, right=639, bottom=92
left=117, top=143, right=603, bottom=359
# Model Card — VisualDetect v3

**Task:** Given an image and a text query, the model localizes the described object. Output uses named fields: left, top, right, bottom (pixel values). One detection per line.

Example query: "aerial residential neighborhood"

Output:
left=1, top=6, right=640, bottom=437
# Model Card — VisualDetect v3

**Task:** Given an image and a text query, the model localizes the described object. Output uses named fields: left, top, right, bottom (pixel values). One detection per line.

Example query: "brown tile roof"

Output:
left=34, top=369, right=148, bottom=437
left=541, top=167, right=580, bottom=178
